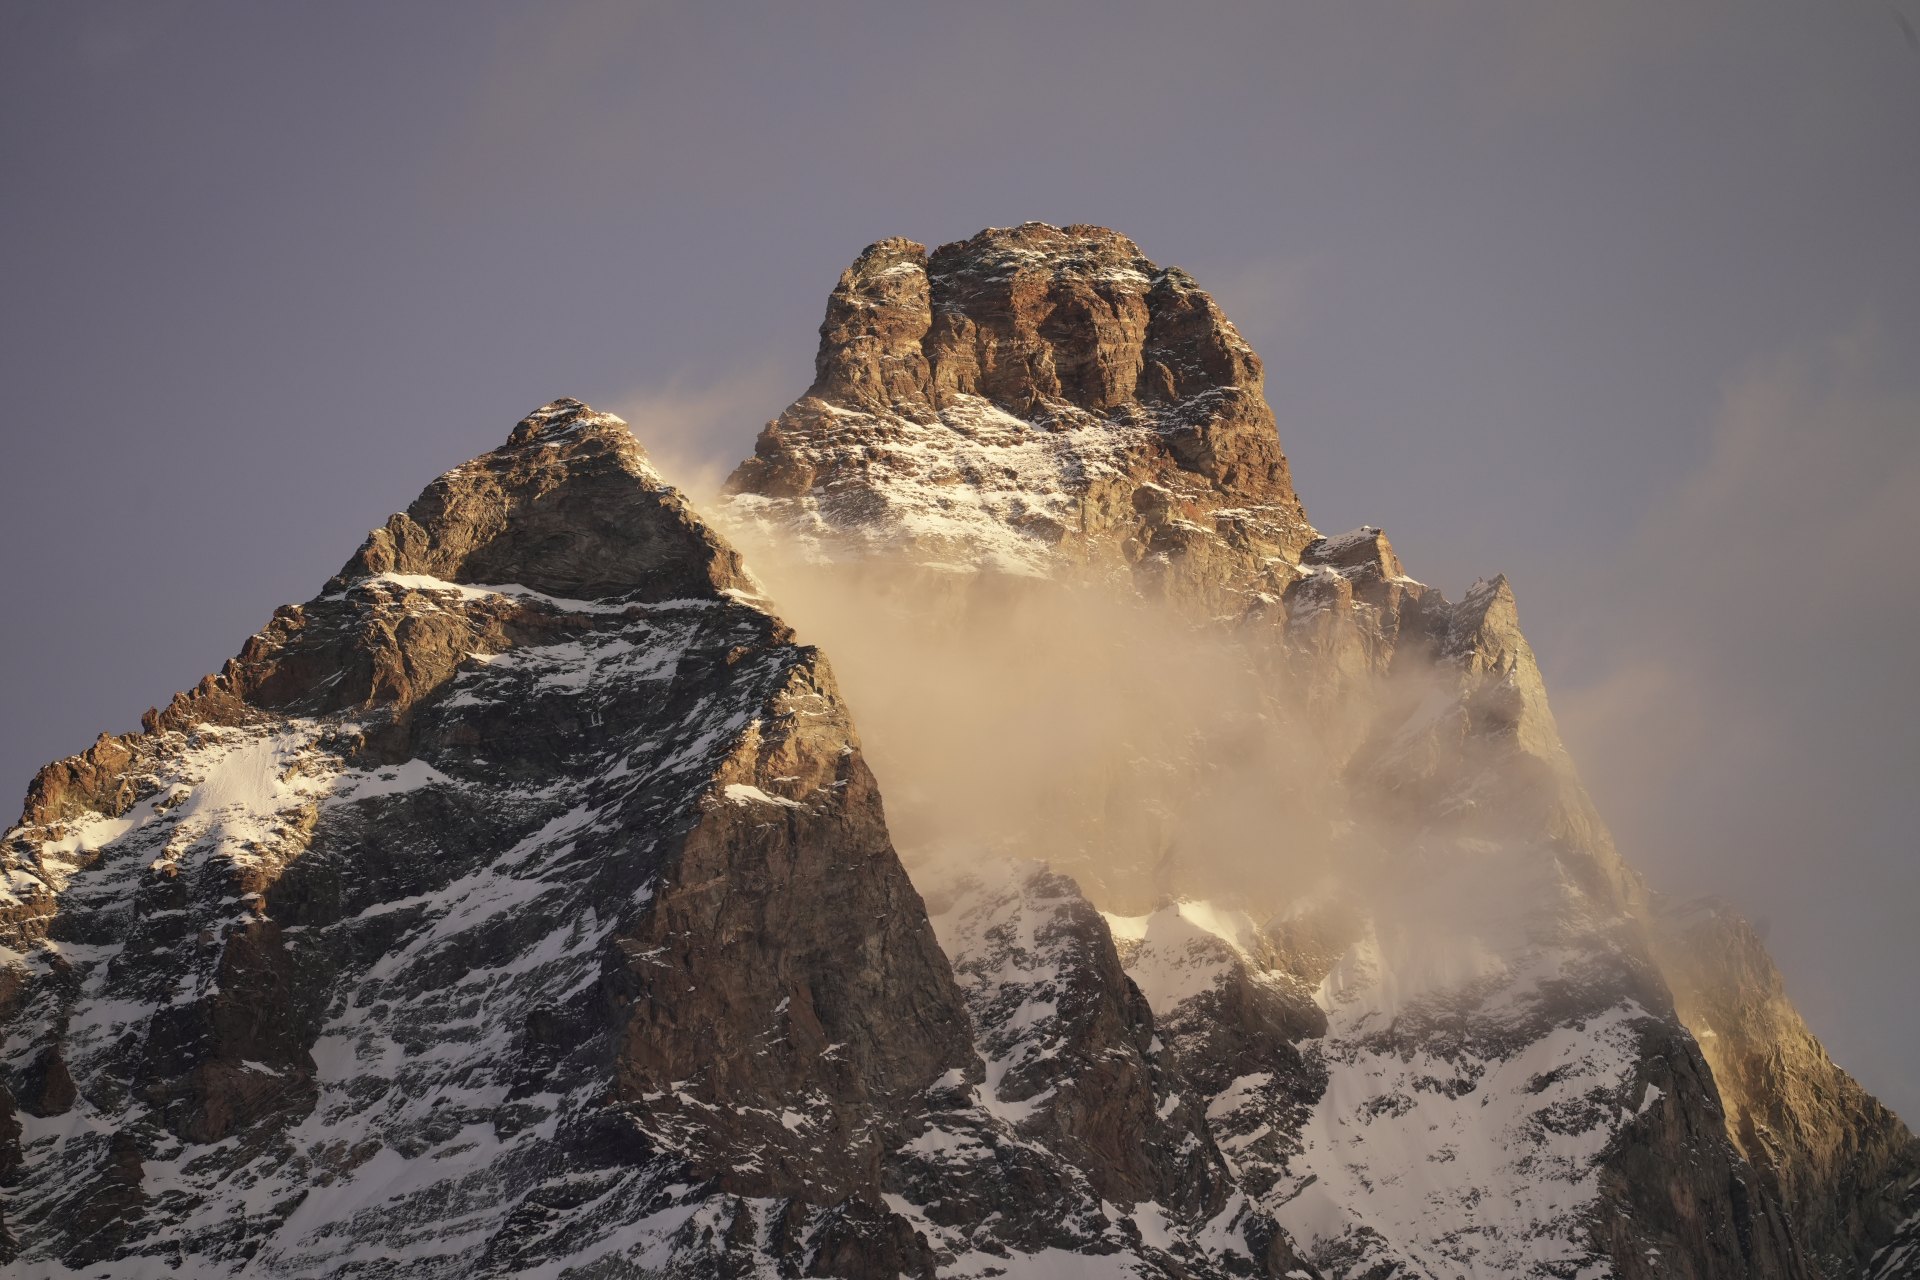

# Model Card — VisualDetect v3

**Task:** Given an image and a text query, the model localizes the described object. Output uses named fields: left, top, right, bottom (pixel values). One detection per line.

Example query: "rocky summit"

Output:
left=723, top=223, right=1314, bottom=607
left=2, top=225, right=1914, bottom=1279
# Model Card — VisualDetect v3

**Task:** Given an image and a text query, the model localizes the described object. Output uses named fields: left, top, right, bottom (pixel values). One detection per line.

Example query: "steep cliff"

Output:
left=1652, top=898, right=1919, bottom=1277
left=723, top=223, right=1314, bottom=607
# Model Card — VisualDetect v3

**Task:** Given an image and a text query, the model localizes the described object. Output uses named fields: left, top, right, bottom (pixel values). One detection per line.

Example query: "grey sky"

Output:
left=4, top=2, right=1916, bottom=1114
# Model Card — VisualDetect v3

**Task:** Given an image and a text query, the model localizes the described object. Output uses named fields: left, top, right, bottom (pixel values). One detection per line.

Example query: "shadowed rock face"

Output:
left=924, top=863, right=1232, bottom=1217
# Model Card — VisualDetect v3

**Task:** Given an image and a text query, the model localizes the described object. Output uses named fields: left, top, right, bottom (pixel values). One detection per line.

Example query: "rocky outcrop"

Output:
left=913, top=864, right=1325, bottom=1278
left=1869, top=1190, right=1920, bottom=1280
left=926, top=864, right=1228, bottom=1216
left=723, top=223, right=1315, bottom=608
left=1653, top=897, right=1920, bottom=1279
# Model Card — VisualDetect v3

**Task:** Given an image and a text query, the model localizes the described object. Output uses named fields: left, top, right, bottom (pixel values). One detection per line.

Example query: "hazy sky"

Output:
left=4, top=3, right=1916, bottom=1115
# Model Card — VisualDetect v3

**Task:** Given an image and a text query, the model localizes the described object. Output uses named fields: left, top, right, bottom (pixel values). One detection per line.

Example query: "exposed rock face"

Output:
left=724, top=223, right=1314, bottom=607
left=1652, top=898, right=1920, bottom=1279
left=926, top=863, right=1228, bottom=1218
left=892, top=861, right=1323, bottom=1275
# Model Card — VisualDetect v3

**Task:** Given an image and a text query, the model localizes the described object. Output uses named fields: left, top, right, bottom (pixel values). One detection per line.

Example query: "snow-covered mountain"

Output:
left=1, top=224, right=1912, bottom=1278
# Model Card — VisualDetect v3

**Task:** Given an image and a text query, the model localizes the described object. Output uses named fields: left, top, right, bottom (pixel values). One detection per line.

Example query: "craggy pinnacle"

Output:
left=724, top=223, right=1314, bottom=607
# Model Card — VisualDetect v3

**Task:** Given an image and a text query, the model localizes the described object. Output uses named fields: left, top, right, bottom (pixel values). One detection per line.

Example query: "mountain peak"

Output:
left=15, top=402, right=756, bottom=831
left=929, top=220, right=1150, bottom=277
left=800, top=219, right=1260, bottom=420
left=502, top=395, right=621, bottom=446
left=726, top=223, right=1312, bottom=597
left=338, top=399, right=747, bottom=603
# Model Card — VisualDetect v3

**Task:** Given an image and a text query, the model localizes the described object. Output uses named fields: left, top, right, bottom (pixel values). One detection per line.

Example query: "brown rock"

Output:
left=724, top=222, right=1314, bottom=610
left=1652, top=897, right=1920, bottom=1278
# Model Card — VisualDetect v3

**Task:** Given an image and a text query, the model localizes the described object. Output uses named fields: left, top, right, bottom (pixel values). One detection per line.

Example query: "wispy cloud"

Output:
left=608, top=359, right=795, bottom=498
left=1206, top=253, right=1320, bottom=354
